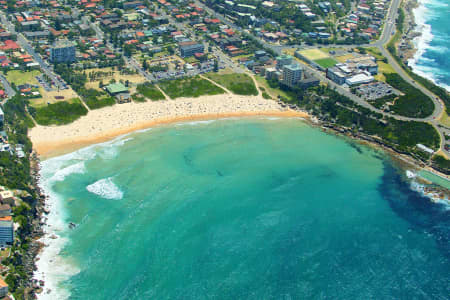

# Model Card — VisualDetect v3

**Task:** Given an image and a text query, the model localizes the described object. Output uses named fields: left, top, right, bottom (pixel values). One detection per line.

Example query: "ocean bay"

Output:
left=36, top=118, right=450, bottom=299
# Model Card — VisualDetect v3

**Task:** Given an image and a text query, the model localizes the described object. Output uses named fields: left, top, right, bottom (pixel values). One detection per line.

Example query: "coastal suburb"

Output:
left=0, top=0, right=447, bottom=298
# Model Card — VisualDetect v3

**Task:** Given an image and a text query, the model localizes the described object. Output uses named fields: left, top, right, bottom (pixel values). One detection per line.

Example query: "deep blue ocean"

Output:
left=409, top=0, right=450, bottom=91
left=34, top=118, right=450, bottom=299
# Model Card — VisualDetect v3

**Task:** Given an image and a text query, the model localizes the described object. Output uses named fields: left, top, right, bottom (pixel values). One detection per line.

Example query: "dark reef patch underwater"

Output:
left=35, top=118, right=450, bottom=299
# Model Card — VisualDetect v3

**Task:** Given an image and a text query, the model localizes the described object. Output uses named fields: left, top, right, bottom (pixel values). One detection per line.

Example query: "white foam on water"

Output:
left=86, top=177, right=124, bottom=200
left=410, top=180, right=450, bottom=209
left=33, top=130, right=136, bottom=299
left=34, top=162, right=81, bottom=300
left=408, top=0, right=450, bottom=92
left=97, top=137, right=133, bottom=160
left=135, top=127, right=153, bottom=133
left=175, top=119, right=218, bottom=126
left=50, top=162, right=85, bottom=182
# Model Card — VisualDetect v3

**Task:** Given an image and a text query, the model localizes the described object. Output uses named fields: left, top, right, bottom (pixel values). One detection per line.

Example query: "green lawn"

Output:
left=31, top=98, right=88, bottom=125
left=254, top=76, right=294, bottom=101
left=84, top=95, right=116, bottom=109
left=159, top=76, right=225, bottom=99
left=439, top=111, right=450, bottom=127
left=365, top=47, right=384, bottom=60
left=314, top=58, right=338, bottom=68
left=79, top=88, right=116, bottom=109
left=205, top=73, right=258, bottom=96
left=5, top=70, right=40, bottom=86
left=136, top=83, right=165, bottom=101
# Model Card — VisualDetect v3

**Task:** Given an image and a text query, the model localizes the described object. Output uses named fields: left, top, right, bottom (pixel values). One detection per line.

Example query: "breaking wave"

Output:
left=86, top=177, right=124, bottom=200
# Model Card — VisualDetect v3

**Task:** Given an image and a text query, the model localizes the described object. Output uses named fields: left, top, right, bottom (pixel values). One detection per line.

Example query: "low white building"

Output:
left=417, top=144, right=435, bottom=154
left=345, top=73, right=374, bottom=86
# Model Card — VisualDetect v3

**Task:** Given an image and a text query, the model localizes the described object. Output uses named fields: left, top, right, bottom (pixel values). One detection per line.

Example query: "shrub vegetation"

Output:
left=31, top=98, right=88, bottom=125
left=136, top=83, right=165, bottom=101
left=159, top=76, right=225, bottom=99
left=384, top=73, right=435, bottom=118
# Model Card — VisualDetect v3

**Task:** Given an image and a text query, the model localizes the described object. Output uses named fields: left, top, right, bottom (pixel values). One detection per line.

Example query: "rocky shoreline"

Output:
left=24, top=103, right=450, bottom=298
left=22, top=153, right=47, bottom=298
left=397, top=0, right=421, bottom=63
left=283, top=102, right=450, bottom=204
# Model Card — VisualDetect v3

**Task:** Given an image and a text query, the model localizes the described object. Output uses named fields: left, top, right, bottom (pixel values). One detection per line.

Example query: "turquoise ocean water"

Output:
left=36, top=118, right=449, bottom=299
left=409, top=0, right=450, bottom=90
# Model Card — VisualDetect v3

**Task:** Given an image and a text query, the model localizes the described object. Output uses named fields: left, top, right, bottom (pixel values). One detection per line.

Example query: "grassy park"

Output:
left=159, top=76, right=225, bottom=99
left=4, top=70, right=40, bottom=86
left=30, top=98, right=88, bottom=125
left=314, top=57, right=338, bottom=68
left=254, top=76, right=294, bottom=102
left=205, top=73, right=258, bottom=95
left=298, top=49, right=330, bottom=60
left=84, top=67, right=146, bottom=91
left=136, top=83, right=166, bottom=101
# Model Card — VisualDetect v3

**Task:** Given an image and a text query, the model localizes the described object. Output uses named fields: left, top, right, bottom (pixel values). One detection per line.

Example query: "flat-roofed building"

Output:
left=299, top=76, right=320, bottom=89
left=345, top=72, right=374, bottom=86
left=0, top=278, right=7, bottom=298
left=0, top=204, right=11, bottom=217
left=276, top=55, right=293, bottom=69
left=0, top=216, right=13, bottom=245
left=0, top=191, right=13, bottom=203
left=179, top=41, right=204, bottom=57
left=106, top=83, right=129, bottom=95
left=282, top=63, right=303, bottom=87
left=327, top=67, right=347, bottom=85
left=50, top=40, right=76, bottom=63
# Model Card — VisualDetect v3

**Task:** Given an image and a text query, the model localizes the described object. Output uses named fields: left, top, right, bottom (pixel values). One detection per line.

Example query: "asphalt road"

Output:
left=0, top=12, right=65, bottom=90
left=194, top=0, right=450, bottom=155
left=0, top=74, right=16, bottom=99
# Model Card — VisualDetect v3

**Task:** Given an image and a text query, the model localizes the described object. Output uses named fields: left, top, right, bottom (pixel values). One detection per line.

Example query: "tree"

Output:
left=123, top=44, right=133, bottom=57
left=213, top=59, right=219, bottom=72
left=142, top=59, right=148, bottom=71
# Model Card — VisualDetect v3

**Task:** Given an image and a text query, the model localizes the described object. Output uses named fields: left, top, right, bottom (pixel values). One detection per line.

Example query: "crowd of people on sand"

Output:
left=29, top=94, right=308, bottom=157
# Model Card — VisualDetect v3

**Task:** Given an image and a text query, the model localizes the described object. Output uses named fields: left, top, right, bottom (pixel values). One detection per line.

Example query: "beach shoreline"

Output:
left=29, top=94, right=308, bottom=159
left=405, top=0, right=450, bottom=92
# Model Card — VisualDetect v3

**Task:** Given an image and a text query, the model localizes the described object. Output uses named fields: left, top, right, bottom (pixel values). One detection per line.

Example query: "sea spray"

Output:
left=86, top=177, right=124, bottom=200
left=34, top=159, right=82, bottom=300
left=408, top=0, right=450, bottom=91
left=33, top=137, right=130, bottom=299
left=33, top=118, right=450, bottom=299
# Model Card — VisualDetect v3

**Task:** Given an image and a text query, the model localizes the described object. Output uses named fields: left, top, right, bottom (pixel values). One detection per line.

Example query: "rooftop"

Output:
left=106, top=83, right=128, bottom=94
left=53, top=39, right=74, bottom=48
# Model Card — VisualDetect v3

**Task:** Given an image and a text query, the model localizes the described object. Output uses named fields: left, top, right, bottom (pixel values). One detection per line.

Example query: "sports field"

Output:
left=314, top=58, right=338, bottom=68
left=298, top=49, right=330, bottom=60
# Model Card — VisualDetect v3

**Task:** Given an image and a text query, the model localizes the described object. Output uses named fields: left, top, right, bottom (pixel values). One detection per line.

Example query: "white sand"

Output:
left=29, top=94, right=308, bottom=158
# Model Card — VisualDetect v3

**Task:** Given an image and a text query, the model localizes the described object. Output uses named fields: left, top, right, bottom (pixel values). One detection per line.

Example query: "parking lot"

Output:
left=36, top=75, right=52, bottom=92
left=355, top=81, right=400, bottom=100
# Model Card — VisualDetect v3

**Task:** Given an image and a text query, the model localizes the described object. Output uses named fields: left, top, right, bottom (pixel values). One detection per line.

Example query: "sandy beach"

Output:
left=29, top=94, right=308, bottom=158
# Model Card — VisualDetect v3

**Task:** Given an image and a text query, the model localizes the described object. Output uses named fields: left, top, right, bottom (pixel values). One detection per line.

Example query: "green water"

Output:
left=36, top=118, right=450, bottom=299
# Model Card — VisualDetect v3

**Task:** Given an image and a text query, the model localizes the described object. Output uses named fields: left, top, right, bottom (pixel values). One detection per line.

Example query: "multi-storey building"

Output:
left=282, top=64, right=303, bottom=87
left=50, top=40, right=76, bottom=63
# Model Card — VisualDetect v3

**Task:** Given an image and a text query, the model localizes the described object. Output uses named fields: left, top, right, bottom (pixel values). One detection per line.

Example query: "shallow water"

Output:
left=36, top=118, right=450, bottom=299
